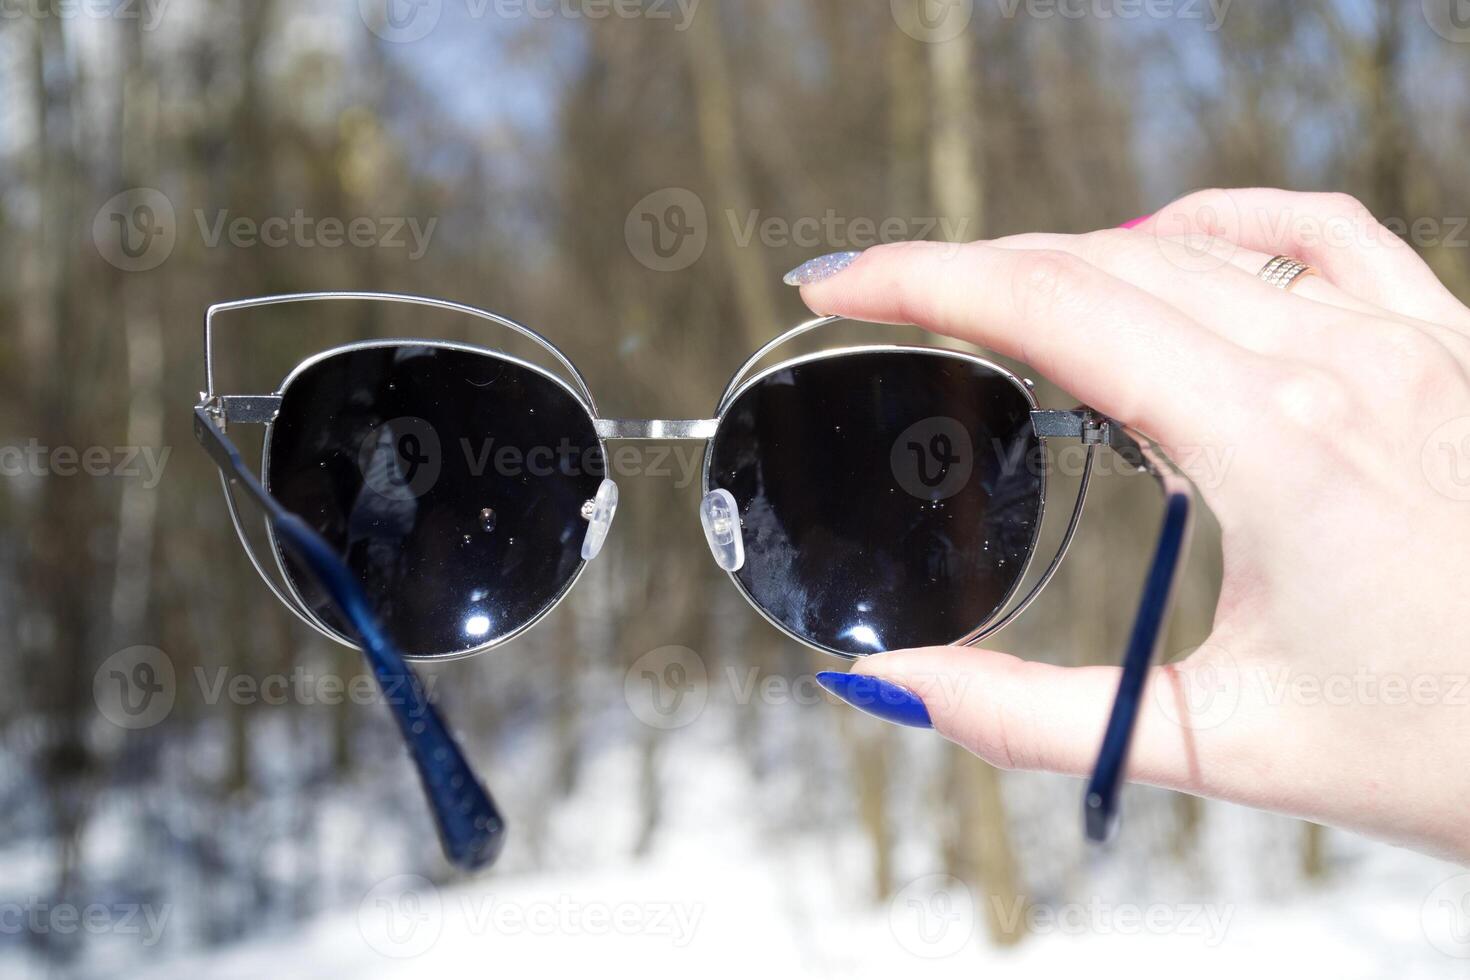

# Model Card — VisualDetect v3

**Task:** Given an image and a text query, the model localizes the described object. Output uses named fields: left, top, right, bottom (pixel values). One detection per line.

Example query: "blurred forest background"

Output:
left=1, top=0, right=1469, bottom=976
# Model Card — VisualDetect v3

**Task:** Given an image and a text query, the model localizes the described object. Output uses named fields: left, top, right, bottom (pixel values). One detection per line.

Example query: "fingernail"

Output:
left=815, top=671, right=932, bottom=729
left=782, top=251, right=862, bottom=286
left=1118, top=214, right=1152, bottom=230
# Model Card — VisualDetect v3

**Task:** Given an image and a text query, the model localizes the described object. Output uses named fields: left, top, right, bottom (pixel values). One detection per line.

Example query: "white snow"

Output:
left=117, top=713, right=1468, bottom=979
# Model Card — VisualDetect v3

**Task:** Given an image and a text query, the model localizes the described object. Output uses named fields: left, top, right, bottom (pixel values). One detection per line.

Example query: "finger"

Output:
left=989, top=229, right=1378, bottom=356
left=1139, top=188, right=1470, bottom=330
left=842, top=646, right=1263, bottom=808
left=795, top=241, right=1263, bottom=450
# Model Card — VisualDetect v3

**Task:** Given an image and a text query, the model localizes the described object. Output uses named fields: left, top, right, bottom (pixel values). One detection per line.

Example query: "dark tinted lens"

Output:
left=708, top=350, right=1042, bottom=655
left=267, top=344, right=603, bottom=657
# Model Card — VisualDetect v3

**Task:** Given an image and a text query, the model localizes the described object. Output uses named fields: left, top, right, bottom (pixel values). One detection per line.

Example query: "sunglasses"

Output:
left=194, top=291, right=1193, bottom=870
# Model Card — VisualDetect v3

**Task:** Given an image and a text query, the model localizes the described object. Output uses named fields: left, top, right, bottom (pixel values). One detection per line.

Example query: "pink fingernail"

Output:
left=1118, top=214, right=1152, bottom=230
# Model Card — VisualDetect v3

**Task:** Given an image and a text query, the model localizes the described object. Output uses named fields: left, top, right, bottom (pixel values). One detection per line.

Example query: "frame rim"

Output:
left=243, top=337, right=607, bottom=662
left=701, top=342, right=1047, bottom=662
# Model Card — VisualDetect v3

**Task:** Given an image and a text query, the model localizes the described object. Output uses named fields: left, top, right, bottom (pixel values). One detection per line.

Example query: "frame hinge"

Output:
left=1031, top=408, right=1108, bottom=443
left=215, top=394, right=283, bottom=424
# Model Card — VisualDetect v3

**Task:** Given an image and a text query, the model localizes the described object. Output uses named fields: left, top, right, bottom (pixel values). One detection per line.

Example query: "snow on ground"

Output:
left=119, top=717, right=1468, bottom=980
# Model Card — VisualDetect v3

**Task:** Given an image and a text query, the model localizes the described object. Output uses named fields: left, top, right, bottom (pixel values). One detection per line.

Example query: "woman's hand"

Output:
left=791, top=188, right=1470, bottom=861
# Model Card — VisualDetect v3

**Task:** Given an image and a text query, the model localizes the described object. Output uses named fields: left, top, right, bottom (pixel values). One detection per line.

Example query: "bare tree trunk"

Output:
left=928, top=34, right=982, bottom=238
left=842, top=708, right=894, bottom=900
left=926, top=28, right=1025, bottom=947
left=26, top=13, right=100, bottom=962
left=686, top=7, right=781, bottom=350
left=109, top=12, right=163, bottom=643
left=1302, top=822, right=1327, bottom=879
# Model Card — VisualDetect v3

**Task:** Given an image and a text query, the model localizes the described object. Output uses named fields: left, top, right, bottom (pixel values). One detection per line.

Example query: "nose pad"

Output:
left=579, top=479, right=618, bottom=561
left=699, top=489, right=745, bottom=572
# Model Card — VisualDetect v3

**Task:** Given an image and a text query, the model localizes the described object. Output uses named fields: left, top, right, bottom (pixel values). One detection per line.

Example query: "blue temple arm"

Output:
left=193, top=406, right=506, bottom=871
left=1074, top=418, right=1195, bottom=844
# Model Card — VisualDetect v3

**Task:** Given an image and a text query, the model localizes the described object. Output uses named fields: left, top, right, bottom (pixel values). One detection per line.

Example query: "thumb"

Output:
left=818, top=646, right=1251, bottom=800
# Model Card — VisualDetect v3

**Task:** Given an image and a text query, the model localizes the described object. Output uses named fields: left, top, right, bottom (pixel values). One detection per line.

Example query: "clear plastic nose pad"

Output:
left=699, top=489, right=745, bottom=572
left=579, top=479, right=618, bottom=561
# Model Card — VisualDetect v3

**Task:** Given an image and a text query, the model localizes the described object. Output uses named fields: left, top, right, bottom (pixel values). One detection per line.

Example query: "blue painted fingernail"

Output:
left=782, top=251, right=861, bottom=286
left=815, top=671, right=932, bottom=729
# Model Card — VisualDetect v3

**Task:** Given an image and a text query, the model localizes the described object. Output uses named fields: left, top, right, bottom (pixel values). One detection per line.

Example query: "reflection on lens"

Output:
left=707, top=349, right=1043, bottom=656
left=267, top=344, right=603, bottom=657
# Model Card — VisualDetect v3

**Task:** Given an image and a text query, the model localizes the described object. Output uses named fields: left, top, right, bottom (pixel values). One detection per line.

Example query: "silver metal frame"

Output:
left=700, top=342, right=1057, bottom=660
left=260, top=339, right=608, bottom=659
left=202, top=293, right=607, bottom=662
left=199, top=292, right=1106, bottom=662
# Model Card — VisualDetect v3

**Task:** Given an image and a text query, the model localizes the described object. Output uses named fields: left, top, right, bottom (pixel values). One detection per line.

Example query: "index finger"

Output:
left=793, top=241, right=1264, bottom=451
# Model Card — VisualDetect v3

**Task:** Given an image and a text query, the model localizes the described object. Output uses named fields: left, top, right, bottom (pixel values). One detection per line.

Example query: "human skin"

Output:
left=793, top=188, right=1470, bottom=861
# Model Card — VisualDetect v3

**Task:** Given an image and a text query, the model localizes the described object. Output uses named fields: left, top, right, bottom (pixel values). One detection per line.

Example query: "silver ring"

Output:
left=1258, top=255, right=1318, bottom=291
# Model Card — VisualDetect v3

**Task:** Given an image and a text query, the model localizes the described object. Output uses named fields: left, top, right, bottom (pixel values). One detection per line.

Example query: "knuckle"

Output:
left=1265, top=367, right=1355, bottom=431
left=1365, top=322, right=1458, bottom=389
left=955, top=657, right=1035, bottom=772
left=1172, top=187, right=1229, bottom=213
left=1159, top=188, right=1236, bottom=236
left=1308, top=192, right=1404, bottom=254
left=1318, top=191, right=1372, bottom=221
left=1010, top=249, right=1087, bottom=322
